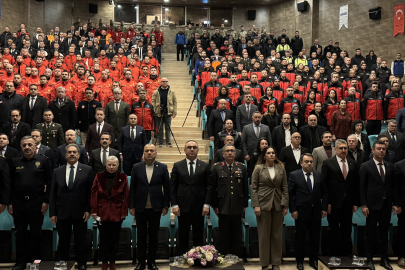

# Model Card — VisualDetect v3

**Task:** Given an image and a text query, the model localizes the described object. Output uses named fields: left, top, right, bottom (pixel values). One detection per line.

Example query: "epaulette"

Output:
left=214, top=162, right=222, bottom=166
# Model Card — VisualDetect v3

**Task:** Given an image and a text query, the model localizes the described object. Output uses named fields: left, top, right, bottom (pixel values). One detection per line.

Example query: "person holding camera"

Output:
left=152, top=78, right=177, bottom=147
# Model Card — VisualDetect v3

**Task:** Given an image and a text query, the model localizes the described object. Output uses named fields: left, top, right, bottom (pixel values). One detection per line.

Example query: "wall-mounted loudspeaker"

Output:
left=89, top=4, right=98, bottom=13
left=297, top=1, right=308, bottom=12
left=247, top=10, right=256, bottom=20
left=369, top=7, right=381, bottom=20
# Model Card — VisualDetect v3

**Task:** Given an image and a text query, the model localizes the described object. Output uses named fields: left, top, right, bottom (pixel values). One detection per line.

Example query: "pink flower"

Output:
left=200, top=259, right=207, bottom=266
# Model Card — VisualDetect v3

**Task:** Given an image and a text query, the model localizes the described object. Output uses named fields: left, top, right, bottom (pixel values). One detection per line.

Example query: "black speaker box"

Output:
left=297, top=1, right=308, bottom=12
left=369, top=7, right=381, bottom=20
left=89, top=4, right=98, bottom=14
left=247, top=10, right=256, bottom=20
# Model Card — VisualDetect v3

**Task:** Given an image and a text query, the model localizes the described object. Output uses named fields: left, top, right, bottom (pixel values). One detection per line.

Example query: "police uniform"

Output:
left=36, top=122, right=65, bottom=151
left=10, top=154, right=52, bottom=268
left=211, top=161, right=248, bottom=256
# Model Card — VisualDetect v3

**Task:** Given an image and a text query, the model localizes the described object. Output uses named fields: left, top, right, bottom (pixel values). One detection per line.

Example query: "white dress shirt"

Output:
left=337, top=156, right=349, bottom=173
left=355, top=133, right=364, bottom=150
left=130, top=125, right=136, bottom=139
left=284, top=126, right=291, bottom=146
left=97, top=121, right=105, bottom=134
left=114, top=100, right=121, bottom=111
left=1, top=146, right=7, bottom=156
left=302, top=170, right=314, bottom=189
left=66, top=161, right=79, bottom=186
left=29, top=95, right=37, bottom=108
left=267, top=165, right=275, bottom=179
left=291, top=145, right=301, bottom=164
left=100, top=147, right=109, bottom=163
left=373, top=158, right=385, bottom=175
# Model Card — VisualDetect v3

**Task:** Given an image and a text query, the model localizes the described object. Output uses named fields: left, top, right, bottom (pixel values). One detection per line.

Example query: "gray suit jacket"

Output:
left=104, top=100, right=131, bottom=139
left=236, top=103, right=258, bottom=132
left=312, top=145, right=336, bottom=171
left=241, top=123, right=272, bottom=157
left=89, top=147, right=121, bottom=173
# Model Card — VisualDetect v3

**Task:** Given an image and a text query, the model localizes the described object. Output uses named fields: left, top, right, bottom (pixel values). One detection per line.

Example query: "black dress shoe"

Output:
left=309, top=261, right=318, bottom=269
left=297, top=263, right=304, bottom=270
left=78, top=265, right=87, bottom=270
left=12, top=263, right=24, bottom=270
left=135, top=263, right=146, bottom=270
left=148, top=262, right=159, bottom=270
left=380, top=259, right=393, bottom=270
left=367, top=260, right=375, bottom=270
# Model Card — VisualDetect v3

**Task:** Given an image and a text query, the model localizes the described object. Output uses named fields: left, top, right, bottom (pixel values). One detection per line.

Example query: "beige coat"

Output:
left=151, top=87, right=177, bottom=117
left=251, top=163, right=289, bottom=211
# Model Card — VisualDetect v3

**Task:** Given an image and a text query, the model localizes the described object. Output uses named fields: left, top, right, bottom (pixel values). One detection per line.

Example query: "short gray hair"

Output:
left=65, top=143, right=79, bottom=152
left=334, top=139, right=348, bottom=148
left=106, top=155, right=119, bottom=165
left=222, top=144, right=236, bottom=153
left=388, top=119, right=397, bottom=125
left=347, top=134, right=358, bottom=141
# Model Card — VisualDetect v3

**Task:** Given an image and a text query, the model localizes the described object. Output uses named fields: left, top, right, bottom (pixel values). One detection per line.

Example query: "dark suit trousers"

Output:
left=294, top=208, right=321, bottom=263
left=398, top=211, right=405, bottom=258
left=365, top=120, right=382, bottom=136
left=57, top=217, right=87, bottom=266
left=205, top=106, right=213, bottom=126
left=135, top=209, right=161, bottom=263
left=13, top=196, right=44, bottom=264
left=98, top=220, right=123, bottom=263
left=177, top=211, right=205, bottom=255
left=326, top=199, right=353, bottom=256
left=218, top=214, right=242, bottom=257
left=124, top=155, right=141, bottom=176
left=364, top=200, right=391, bottom=260
left=176, top=45, right=184, bottom=61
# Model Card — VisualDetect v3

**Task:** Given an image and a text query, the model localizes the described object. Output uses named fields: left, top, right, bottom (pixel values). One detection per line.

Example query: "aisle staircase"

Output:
left=155, top=53, right=209, bottom=170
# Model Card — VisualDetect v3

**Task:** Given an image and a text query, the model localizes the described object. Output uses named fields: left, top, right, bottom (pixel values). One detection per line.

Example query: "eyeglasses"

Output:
left=161, top=81, right=168, bottom=83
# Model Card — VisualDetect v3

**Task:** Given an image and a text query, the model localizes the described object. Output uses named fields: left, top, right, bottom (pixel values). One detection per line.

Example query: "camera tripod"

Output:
left=154, top=108, right=181, bottom=154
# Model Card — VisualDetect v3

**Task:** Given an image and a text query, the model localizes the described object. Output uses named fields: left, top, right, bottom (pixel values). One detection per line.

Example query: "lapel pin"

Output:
left=156, top=164, right=159, bottom=167
left=119, top=179, right=121, bottom=181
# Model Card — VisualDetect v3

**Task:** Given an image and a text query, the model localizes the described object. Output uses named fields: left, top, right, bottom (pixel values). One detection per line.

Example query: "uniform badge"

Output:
left=82, top=105, right=85, bottom=109
left=93, top=104, right=97, bottom=107
left=35, top=161, right=41, bottom=168
left=238, top=179, right=241, bottom=183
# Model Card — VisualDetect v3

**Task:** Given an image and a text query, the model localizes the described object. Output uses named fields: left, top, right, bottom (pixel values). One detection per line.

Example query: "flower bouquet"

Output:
left=183, top=245, right=224, bottom=267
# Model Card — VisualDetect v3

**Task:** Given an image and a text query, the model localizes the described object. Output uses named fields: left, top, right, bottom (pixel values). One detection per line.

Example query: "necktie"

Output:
left=68, top=165, right=75, bottom=190
left=102, top=149, right=107, bottom=166
left=306, top=173, right=313, bottom=192
left=378, top=163, right=385, bottom=182
left=30, top=97, right=35, bottom=110
left=98, top=124, right=101, bottom=135
left=189, top=161, right=194, bottom=177
left=341, top=159, right=347, bottom=180
left=221, top=111, right=225, bottom=121
left=255, top=126, right=260, bottom=138
left=35, top=147, right=38, bottom=154
left=391, top=134, right=396, bottom=146
left=246, top=105, right=250, bottom=117
left=115, top=101, right=119, bottom=114
left=47, top=124, right=49, bottom=129
left=228, top=165, right=232, bottom=174
left=131, top=127, right=135, bottom=141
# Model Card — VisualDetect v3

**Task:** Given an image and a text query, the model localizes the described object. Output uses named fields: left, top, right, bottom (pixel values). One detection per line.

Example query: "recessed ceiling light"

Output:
left=165, top=8, right=169, bottom=10
left=117, top=4, right=121, bottom=8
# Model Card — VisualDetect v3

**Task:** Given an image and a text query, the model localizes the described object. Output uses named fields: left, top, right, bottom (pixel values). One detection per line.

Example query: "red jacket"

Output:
left=125, top=29, right=137, bottom=40
left=323, top=99, right=340, bottom=125
left=248, top=68, right=262, bottom=80
left=285, top=71, right=296, bottom=86
left=324, top=81, right=344, bottom=102
left=344, top=96, right=362, bottom=121
left=384, top=92, right=405, bottom=120
left=362, top=93, right=383, bottom=121
left=113, top=31, right=125, bottom=44
left=38, top=83, right=55, bottom=101
left=202, top=81, right=222, bottom=107
left=248, top=82, right=264, bottom=101
left=152, top=30, right=164, bottom=46
left=90, top=172, right=129, bottom=222
left=226, top=82, right=243, bottom=105
left=133, top=101, right=155, bottom=131
left=258, top=96, right=278, bottom=114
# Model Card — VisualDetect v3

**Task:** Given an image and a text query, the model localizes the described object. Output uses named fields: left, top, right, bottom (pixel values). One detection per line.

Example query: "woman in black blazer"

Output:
left=352, top=120, right=371, bottom=156
left=290, top=104, right=305, bottom=130
left=248, top=137, right=270, bottom=178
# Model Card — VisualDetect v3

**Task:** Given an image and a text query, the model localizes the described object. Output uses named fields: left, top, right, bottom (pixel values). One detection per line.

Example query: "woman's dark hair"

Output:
left=217, top=85, right=229, bottom=96
left=327, top=89, right=337, bottom=101
left=305, top=89, right=317, bottom=102
left=265, top=86, right=273, bottom=97
left=265, top=102, right=278, bottom=116
left=257, top=146, right=284, bottom=167
left=254, top=137, right=270, bottom=154
left=351, top=119, right=364, bottom=132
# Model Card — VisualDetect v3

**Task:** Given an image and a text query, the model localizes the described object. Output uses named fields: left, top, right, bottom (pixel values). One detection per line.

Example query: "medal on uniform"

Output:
left=52, top=130, right=56, bottom=138
left=238, top=179, right=241, bottom=183
left=35, top=161, right=41, bottom=168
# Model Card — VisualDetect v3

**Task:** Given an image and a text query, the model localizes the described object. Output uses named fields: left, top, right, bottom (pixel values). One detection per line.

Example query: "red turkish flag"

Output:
left=394, top=4, right=405, bottom=37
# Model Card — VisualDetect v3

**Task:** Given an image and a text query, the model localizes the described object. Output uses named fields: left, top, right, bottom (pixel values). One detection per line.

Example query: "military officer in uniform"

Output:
left=8, top=136, right=52, bottom=270
left=35, top=110, right=64, bottom=151
left=212, top=143, right=249, bottom=256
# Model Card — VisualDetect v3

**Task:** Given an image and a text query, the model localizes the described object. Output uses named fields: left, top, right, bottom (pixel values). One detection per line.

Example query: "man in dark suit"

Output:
left=129, top=144, right=170, bottom=270
left=360, top=140, right=400, bottom=270
left=214, top=136, right=244, bottom=163
left=241, top=112, right=272, bottom=161
left=310, top=39, right=322, bottom=55
left=212, top=144, right=248, bottom=256
left=31, top=129, right=53, bottom=169
left=289, top=153, right=328, bottom=270
left=208, top=99, right=234, bottom=142
left=279, top=132, right=308, bottom=179
left=0, top=133, right=19, bottom=168
left=89, top=133, right=121, bottom=174
left=118, top=114, right=147, bottom=176
left=347, top=134, right=367, bottom=168
left=369, top=135, right=396, bottom=163
left=235, top=94, right=257, bottom=135
left=85, top=108, right=114, bottom=154
left=379, top=120, right=403, bottom=161
left=299, top=114, right=327, bottom=153
left=35, top=110, right=65, bottom=151
left=2, top=109, right=31, bottom=149
left=48, top=87, right=77, bottom=132
left=49, top=144, right=95, bottom=270
left=322, top=139, right=359, bottom=256
left=272, top=114, right=297, bottom=154
left=105, top=88, right=131, bottom=140
left=19, top=84, right=48, bottom=129
left=62, top=33, right=76, bottom=52
left=54, top=130, right=89, bottom=167
left=0, top=155, right=10, bottom=214
left=170, top=140, right=212, bottom=255
left=394, top=159, right=405, bottom=268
